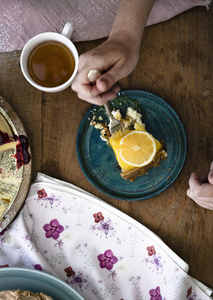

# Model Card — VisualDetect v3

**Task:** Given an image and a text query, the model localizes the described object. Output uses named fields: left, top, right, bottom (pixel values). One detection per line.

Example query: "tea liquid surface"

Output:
left=28, top=41, right=75, bottom=87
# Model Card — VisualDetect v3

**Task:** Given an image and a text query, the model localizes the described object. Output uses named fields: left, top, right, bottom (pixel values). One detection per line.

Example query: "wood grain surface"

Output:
left=0, top=7, right=212, bottom=289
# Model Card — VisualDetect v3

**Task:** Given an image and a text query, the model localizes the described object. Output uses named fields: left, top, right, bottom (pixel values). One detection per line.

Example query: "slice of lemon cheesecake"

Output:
left=109, top=121, right=167, bottom=181
left=91, top=105, right=167, bottom=182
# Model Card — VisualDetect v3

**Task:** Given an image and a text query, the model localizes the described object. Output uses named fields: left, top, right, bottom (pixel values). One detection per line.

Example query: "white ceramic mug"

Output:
left=20, top=22, right=79, bottom=93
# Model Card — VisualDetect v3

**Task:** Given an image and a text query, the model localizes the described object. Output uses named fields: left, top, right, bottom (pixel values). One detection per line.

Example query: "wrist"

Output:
left=108, top=29, right=141, bottom=49
left=107, top=30, right=141, bottom=59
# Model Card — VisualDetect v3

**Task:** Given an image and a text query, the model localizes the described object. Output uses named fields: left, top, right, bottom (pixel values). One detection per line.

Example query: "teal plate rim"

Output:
left=0, top=267, right=84, bottom=299
left=76, top=90, right=187, bottom=201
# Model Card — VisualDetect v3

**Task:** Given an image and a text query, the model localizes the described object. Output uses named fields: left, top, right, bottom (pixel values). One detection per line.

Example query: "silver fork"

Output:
left=87, top=69, right=124, bottom=139
left=104, top=102, right=123, bottom=138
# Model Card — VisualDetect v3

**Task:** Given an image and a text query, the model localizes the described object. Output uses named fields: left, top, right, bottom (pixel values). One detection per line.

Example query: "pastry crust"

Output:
left=0, top=289, right=53, bottom=300
left=121, top=149, right=167, bottom=182
left=91, top=106, right=167, bottom=181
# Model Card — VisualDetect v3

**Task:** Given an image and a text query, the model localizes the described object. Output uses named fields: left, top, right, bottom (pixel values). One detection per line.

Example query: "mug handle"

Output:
left=61, top=22, right=73, bottom=39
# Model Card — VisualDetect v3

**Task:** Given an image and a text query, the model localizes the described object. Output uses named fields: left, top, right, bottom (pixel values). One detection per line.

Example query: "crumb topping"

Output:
left=90, top=107, right=145, bottom=142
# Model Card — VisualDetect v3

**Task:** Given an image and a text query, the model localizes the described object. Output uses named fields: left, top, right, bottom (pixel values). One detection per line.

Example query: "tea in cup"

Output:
left=20, top=22, right=78, bottom=92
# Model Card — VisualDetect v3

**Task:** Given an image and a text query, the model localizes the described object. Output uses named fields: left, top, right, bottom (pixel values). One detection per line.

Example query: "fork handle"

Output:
left=104, top=103, right=112, bottom=118
left=87, top=69, right=112, bottom=118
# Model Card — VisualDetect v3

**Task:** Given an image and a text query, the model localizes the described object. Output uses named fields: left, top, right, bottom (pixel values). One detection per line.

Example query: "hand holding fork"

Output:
left=88, top=69, right=124, bottom=139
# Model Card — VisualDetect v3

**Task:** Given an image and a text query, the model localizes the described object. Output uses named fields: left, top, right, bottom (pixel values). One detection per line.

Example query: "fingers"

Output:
left=87, top=69, right=116, bottom=94
left=188, top=172, right=202, bottom=189
left=188, top=197, right=213, bottom=210
left=72, top=69, right=112, bottom=105
left=72, top=65, right=122, bottom=105
left=208, top=161, right=213, bottom=184
left=188, top=172, right=213, bottom=197
left=71, top=38, right=138, bottom=105
left=187, top=165, right=213, bottom=210
left=96, top=70, right=123, bottom=93
left=75, top=83, right=121, bottom=105
left=98, top=84, right=121, bottom=103
left=187, top=189, right=213, bottom=209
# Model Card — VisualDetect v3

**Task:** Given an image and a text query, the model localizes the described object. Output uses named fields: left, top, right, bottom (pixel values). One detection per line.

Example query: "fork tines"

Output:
left=104, top=103, right=124, bottom=140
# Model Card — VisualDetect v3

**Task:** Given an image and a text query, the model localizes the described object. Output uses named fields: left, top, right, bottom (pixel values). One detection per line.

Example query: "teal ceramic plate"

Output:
left=0, top=267, right=84, bottom=300
left=76, top=90, right=187, bottom=201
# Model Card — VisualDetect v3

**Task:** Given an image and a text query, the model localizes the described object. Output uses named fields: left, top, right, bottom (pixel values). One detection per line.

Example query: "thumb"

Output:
left=96, top=62, right=126, bottom=93
left=208, top=161, right=213, bottom=184
left=96, top=73, right=116, bottom=93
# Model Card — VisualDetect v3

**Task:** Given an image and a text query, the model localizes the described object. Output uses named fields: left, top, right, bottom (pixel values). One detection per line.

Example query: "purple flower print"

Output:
left=69, top=271, right=88, bottom=289
left=143, top=248, right=164, bottom=274
left=90, top=217, right=116, bottom=238
left=33, top=264, right=42, bottom=271
left=97, top=249, right=118, bottom=270
left=98, top=219, right=114, bottom=236
left=37, top=193, right=61, bottom=208
left=43, top=219, right=64, bottom=240
left=66, top=268, right=89, bottom=291
left=188, top=295, right=197, bottom=300
left=149, top=286, right=162, bottom=300
left=151, top=255, right=163, bottom=272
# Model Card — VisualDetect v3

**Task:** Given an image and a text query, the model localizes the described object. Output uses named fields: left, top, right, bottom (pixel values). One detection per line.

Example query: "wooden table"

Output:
left=0, top=6, right=212, bottom=291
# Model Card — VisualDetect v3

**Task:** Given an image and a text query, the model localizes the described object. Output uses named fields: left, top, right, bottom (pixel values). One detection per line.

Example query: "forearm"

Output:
left=109, top=0, right=156, bottom=46
left=72, top=0, right=156, bottom=105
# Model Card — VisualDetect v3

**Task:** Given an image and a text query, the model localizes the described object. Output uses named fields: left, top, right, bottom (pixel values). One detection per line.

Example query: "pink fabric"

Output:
left=0, top=0, right=211, bottom=53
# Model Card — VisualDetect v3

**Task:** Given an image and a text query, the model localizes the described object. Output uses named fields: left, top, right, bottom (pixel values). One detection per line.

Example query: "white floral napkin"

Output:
left=0, top=173, right=212, bottom=299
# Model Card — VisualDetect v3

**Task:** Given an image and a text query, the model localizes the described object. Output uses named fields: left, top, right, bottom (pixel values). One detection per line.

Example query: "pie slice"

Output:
left=0, top=289, right=53, bottom=300
left=0, top=112, right=23, bottom=217
left=91, top=106, right=167, bottom=182
left=0, top=113, right=20, bottom=155
left=109, top=122, right=167, bottom=181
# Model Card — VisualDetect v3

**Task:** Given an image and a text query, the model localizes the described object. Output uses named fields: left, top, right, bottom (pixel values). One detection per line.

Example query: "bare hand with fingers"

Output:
left=71, top=0, right=156, bottom=105
left=187, top=162, right=213, bottom=210
left=71, top=36, right=140, bottom=105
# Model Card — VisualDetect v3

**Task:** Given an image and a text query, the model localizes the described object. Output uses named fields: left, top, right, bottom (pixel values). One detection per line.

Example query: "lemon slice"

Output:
left=119, top=131, right=157, bottom=168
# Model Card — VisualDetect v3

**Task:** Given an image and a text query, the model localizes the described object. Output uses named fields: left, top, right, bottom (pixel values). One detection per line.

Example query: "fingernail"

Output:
left=88, top=69, right=101, bottom=83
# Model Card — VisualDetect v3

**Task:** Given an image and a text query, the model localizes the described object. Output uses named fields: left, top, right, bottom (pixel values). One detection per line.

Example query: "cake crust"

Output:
left=0, top=289, right=53, bottom=300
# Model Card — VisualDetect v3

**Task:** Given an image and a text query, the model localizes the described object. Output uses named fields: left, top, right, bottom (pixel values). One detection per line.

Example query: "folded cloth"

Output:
left=0, top=173, right=212, bottom=299
left=0, top=0, right=211, bottom=53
